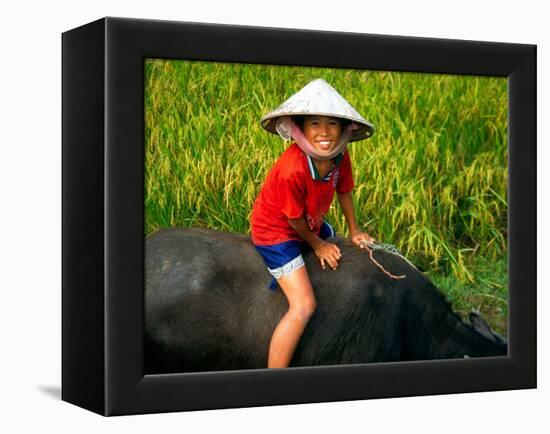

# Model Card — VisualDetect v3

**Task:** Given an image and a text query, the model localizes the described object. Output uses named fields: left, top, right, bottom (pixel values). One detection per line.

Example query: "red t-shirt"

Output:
left=251, top=143, right=354, bottom=245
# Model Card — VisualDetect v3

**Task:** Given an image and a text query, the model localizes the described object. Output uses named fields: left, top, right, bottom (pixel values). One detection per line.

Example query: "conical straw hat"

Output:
left=260, top=78, right=374, bottom=142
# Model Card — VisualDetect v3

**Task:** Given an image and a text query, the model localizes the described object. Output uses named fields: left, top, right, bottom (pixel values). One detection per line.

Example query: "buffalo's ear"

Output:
left=469, top=311, right=501, bottom=343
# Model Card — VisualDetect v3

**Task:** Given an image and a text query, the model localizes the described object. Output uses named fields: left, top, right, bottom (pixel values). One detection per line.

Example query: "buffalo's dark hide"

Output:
left=145, top=228, right=506, bottom=373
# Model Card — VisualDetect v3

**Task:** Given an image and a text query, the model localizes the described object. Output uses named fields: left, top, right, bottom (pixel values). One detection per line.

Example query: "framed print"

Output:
left=62, top=17, right=536, bottom=415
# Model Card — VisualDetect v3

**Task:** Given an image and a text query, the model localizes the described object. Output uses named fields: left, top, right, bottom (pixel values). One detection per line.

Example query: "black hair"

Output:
left=291, top=115, right=351, bottom=131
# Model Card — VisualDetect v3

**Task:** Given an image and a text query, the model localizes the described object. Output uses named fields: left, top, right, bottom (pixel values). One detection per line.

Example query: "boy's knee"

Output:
left=290, top=298, right=317, bottom=322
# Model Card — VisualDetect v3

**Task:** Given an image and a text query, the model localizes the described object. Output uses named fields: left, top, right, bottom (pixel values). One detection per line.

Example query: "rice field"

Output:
left=144, top=59, right=508, bottom=334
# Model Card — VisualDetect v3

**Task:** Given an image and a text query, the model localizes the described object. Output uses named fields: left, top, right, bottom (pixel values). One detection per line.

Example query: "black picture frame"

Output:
left=62, top=17, right=536, bottom=416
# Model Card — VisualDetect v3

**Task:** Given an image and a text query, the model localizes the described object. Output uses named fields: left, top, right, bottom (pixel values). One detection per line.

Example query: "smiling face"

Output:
left=302, top=115, right=343, bottom=157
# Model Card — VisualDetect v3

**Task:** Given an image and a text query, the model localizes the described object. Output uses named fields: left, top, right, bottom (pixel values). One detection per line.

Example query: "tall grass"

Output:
left=144, top=59, right=508, bottom=333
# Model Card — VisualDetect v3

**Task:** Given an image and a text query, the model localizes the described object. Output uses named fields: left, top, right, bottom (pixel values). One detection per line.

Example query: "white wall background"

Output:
left=0, top=0, right=546, bottom=431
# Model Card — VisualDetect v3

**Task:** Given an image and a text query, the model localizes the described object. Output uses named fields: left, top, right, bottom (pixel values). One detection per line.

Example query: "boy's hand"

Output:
left=350, top=231, right=376, bottom=249
left=314, top=240, right=342, bottom=271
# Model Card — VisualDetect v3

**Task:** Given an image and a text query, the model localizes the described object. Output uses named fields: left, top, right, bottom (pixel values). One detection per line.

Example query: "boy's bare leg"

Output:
left=268, top=266, right=317, bottom=368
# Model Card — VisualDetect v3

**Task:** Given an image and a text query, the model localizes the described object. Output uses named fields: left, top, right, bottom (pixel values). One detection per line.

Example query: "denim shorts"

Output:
left=254, top=221, right=336, bottom=288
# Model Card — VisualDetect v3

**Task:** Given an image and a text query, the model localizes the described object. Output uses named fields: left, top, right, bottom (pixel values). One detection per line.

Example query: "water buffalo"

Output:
left=145, top=227, right=507, bottom=374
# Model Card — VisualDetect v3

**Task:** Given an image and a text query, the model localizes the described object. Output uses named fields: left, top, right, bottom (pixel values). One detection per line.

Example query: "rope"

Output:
left=360, top=241, right=412, bottom=279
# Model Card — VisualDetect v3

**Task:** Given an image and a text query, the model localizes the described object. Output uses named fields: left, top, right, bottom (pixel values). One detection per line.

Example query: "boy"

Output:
left=251, top=78, right=375, bottom=368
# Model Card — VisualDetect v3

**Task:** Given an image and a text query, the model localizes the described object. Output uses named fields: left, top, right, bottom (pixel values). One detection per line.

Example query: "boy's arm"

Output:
left=337, top=191, right=360, bottom=235
left=337, top=191, right=375, bottom=247
left=288, top=217, right=342, bottom=270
